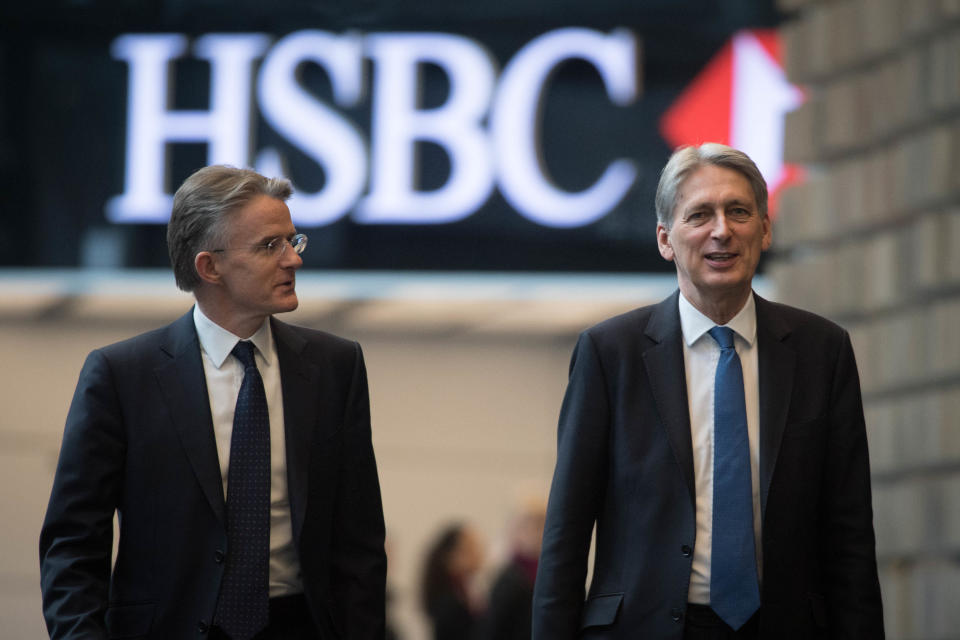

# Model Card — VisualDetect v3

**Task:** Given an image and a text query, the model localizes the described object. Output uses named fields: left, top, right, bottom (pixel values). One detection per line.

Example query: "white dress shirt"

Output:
left=193, top=305, right=302, bottom=597
left=679, top=292, right=762, bottom=605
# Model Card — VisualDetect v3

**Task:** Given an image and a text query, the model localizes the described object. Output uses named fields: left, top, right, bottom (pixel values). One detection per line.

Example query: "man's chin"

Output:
left=689, top=274, right=753, bottom=299
left=274, top=295, right=299, bottom=314
left=702, top=266, right=755, bottom=286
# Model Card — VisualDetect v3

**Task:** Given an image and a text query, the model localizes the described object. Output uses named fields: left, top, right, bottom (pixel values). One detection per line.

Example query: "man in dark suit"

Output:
left=40, top=166, right=387, bottom=639
left=532, top=144, right=883, bottom=639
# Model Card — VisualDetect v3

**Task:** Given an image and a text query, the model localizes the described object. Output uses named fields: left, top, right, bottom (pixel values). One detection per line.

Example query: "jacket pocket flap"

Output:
left=580, top=592, right=624, bottom=629
left=105, top=602, right=155, bottom=639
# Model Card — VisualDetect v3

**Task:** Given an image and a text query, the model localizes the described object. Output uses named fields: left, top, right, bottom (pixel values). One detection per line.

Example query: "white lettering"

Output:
left=107, top=34, right=269, bottom=222
left=356, top=33, right=496, bottom=224
left=257, top=30, right=367, bottom=226
left=491, top=28, right=640, bottom=228
left=106, top=29, right=643, bottom=228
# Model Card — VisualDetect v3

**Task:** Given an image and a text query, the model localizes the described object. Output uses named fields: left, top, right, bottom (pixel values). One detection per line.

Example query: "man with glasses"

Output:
left=40, top=165, right=387, bottom=639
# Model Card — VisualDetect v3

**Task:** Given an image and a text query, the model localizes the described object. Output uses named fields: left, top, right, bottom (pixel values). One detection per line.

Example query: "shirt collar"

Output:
left=678, top=290, right=757, bottom=348
left=192, top=305, right=274, bottom=368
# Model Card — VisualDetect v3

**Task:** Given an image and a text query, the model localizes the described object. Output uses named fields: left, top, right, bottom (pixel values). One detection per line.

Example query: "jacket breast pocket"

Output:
left=105, top=602, right=155, bottom=639
left=579, top=592, right=624, bottom=630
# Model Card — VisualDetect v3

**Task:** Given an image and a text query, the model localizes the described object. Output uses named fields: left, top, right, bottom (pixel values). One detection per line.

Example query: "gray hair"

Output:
left=654, top=143, right=768, bottom=228
left=167, top=165, right=293, bottom=292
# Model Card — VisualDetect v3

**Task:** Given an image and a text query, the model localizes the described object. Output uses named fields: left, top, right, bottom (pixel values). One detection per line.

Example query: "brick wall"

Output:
left=774, top=1, right=960, bottom=637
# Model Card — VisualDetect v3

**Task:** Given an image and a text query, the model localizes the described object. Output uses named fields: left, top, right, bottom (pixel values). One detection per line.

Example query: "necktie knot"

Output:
left=232, top=341, right=257, bottom=370
left=708, top=325, right=736, bottom=350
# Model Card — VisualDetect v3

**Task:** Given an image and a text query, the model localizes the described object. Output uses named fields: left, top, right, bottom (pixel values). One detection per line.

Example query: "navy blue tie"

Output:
left=708, top=326, right=760, bottom=630
left=215, top=341, right=271, bottom=640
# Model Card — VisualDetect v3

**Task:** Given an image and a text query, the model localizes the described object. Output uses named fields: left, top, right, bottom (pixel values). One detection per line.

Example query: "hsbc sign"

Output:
left=108, top=29, right=641, bottom=229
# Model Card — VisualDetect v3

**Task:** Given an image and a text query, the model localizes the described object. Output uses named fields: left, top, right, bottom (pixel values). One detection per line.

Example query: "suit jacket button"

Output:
left=671, top=607, right=684, bottom=622
left=214, top=549, right=225, bottom=563
left=681, top=544, right=692, bottom=557
left=197, top=620, right=209, bottom=633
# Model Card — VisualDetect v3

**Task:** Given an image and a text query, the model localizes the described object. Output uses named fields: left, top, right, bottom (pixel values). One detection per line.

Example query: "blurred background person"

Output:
left=421, top=523, right=486, bottom=640
left=479, top=499, right=546, bottom=640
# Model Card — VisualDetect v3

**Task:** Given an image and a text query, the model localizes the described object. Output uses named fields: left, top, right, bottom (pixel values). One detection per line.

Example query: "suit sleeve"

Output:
left=39, top=350, right=125, bottom=640
left=331, top=342, right=388, bottom=639
left=821, top=330, right=885, bottom=638
left=532, top=332, right=610, bottom=640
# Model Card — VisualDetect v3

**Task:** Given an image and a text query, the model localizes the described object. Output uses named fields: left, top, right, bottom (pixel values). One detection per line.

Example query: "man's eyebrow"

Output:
left=682, top=199, right=717, bottom=213
left=684, top=197, right=754, bottom=211
left=251, top=233, right=288, bottom=246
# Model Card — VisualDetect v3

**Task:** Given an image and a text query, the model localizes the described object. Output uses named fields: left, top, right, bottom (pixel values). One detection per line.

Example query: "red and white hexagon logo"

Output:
left=660, top=29, right=804, bottom=216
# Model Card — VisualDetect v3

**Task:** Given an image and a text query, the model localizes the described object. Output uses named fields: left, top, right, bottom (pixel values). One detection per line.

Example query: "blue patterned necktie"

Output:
left=707, top=326, right=761, bottom=630
left=215, top=340, right=271, bottom=640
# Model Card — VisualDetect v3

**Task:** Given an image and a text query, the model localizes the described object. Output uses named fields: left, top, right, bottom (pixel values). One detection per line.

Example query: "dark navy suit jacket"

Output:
left=532, top=291, right=883, bottom=639
left=40, top=310, right=387, bottom=639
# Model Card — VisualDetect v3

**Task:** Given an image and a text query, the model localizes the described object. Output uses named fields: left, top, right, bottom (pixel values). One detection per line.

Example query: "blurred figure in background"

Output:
left=480, top=499, right=546, bottom=640
left=421, top=523, right=485, bottom=640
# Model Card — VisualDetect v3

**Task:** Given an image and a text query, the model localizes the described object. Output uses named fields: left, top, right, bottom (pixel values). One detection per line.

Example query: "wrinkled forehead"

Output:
left=225, top=195, right=295, bottom=237
left=675, top=164, right=757, bottom=210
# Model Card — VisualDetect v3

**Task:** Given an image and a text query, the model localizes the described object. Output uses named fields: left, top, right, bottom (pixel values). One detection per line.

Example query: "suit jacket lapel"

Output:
left=155, top=309, right=226, bottom=525
left=272, top=319, right=318, bottom=545
left=642, top=291, right=696, bottom=508
left=755, top=295, right=795, bottom=521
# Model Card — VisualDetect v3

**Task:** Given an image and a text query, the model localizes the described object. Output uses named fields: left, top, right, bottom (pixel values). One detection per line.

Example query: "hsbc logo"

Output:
left=661, top=30, right=803, bottom=212
left=107, top=28, right=799, bottom=230
left=108, top=29, right=642, bottom=229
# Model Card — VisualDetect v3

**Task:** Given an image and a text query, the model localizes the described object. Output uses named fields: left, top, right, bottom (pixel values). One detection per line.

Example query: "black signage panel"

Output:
left=0, top=1, right=783, bottom=272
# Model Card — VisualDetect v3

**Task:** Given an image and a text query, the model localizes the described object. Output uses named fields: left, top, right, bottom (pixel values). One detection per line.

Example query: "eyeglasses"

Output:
left=211, top=233, right=308, bottom=259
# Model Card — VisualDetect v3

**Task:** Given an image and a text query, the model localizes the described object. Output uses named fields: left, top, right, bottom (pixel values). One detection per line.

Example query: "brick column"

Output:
left=774, top=1, right=960, bottom=637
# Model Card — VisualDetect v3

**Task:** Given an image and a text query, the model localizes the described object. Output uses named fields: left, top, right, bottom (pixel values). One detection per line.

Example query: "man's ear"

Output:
left=194, top=251, right=221, bottom=286
left=656, top=223, right=675, bottom=262
left=761, top=214, right=773, bottom=252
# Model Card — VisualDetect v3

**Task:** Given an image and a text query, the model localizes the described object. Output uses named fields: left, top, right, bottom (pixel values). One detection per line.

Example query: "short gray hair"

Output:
left=167, top=165, right=293, bottom=291
left=654, top=143, right=768, bottom=228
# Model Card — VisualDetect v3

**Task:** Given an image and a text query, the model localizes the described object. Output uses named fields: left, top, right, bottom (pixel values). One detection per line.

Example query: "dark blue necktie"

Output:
left=215, top=340, right=271, bottom=640
left=708, top=326, right=760, bottom=630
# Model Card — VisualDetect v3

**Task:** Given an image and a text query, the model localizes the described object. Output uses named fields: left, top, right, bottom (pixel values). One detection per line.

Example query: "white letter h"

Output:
left=107, top=33, right=269, bottom=223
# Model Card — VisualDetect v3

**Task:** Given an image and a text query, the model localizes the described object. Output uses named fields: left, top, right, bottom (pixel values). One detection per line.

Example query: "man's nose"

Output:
left=710, top=212, right=733, bottom=238
left=280, top=242, right=303, bottom=269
